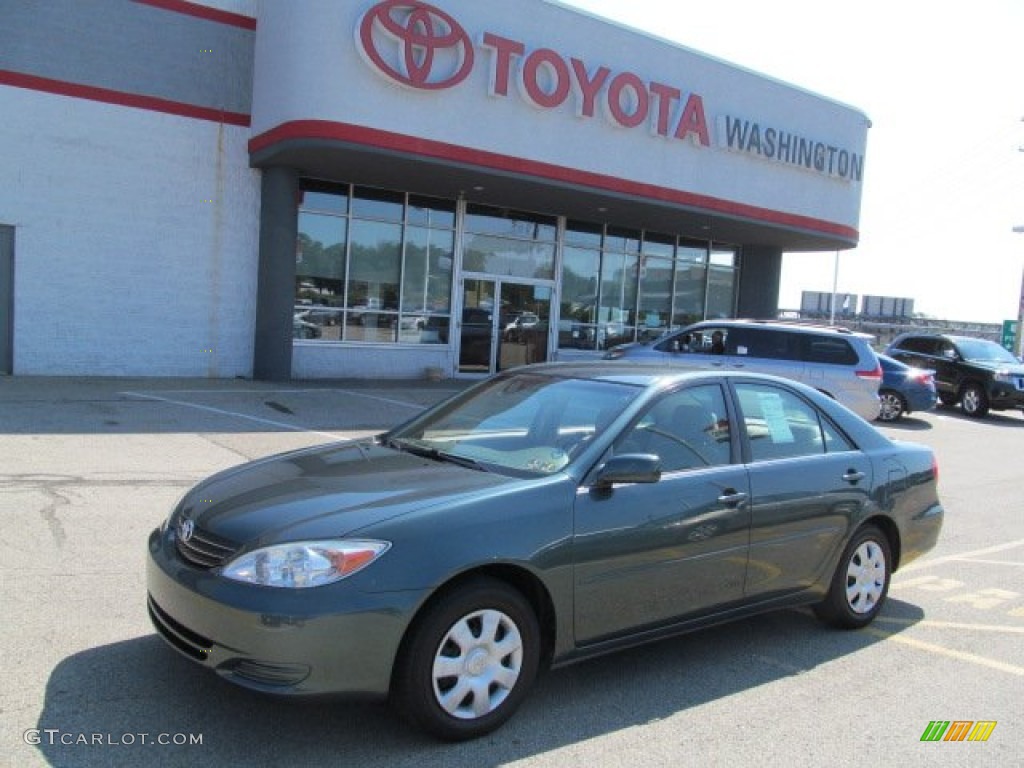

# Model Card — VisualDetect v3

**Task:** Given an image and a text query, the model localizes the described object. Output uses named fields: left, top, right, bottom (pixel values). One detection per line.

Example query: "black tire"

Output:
left=392, top=577, right=540, bottom=741
left=937, top=392, right=958, bottom=407
left=876, top=390, right=905, bottom=422
left=814, top=525, right=892, bottom=629
left=960, top=382, right=989, bottom=418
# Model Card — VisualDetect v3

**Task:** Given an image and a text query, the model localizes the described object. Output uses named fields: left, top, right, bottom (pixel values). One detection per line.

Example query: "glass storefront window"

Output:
left=464, top=204, right=557, bottom=241
left=293, top=182, right=741, bottom=353
left=462, top=204, right=556, bottom=280
left=599, top=249, right=638, bottom=349
left=559, top=245, right=601, bottom=350
left=350, top=186, right=404, bottom=221
left=706, top=246, right=738, bottom=318
left=638, top=256, right=673, bottom=340
left=672, top=243, right=707, bottom=328
left=294, top=183, right=456, bottom=346
left=346, top=219, right=402, bottom=341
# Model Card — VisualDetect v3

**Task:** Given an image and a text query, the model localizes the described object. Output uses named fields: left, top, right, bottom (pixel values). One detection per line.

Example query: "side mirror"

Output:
left=594, top=454, right=662, bottom=488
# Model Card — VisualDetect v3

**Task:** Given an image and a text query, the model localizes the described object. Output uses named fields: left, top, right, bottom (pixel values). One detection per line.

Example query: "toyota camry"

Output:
left=147, top=363, right=943, bottom=740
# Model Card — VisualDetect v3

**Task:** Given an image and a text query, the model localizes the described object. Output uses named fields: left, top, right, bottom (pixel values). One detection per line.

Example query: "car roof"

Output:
left=683, top=318, right=874, bottom=339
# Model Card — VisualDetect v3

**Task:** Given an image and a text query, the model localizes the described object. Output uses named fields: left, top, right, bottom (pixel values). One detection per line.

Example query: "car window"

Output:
left=801, top=335, right=858, bottom=365
left=614, top=384, right=732, bottom=471
left=956, top=338, right=1020, bottom=364
left=735, top=383, right=834, bottom=461
left=899, top=336, right=936, bottom=355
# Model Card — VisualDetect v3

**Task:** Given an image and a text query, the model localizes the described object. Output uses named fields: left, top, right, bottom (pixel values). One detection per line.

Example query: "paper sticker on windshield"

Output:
left=758, top=392, right=794, bottom=443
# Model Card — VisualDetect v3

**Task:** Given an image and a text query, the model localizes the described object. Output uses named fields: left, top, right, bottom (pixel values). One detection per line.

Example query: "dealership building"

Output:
left=0, top=0, right=869, bottom=380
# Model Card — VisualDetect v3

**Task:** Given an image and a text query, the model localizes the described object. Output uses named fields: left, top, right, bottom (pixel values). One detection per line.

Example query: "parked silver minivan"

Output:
left=604, top=319, right=883, bottom=421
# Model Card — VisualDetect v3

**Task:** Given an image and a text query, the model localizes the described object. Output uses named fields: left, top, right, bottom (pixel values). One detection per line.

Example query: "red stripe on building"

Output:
left=249, top=120, right=859, bottom=241
left=0, top=70, right=251, bottom=127
left=131, top=0, right=257, bottom=30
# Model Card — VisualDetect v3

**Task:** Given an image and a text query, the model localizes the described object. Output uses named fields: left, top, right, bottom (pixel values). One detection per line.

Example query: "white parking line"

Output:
left=121, top=391, right=349, bottom=440
left=126, top=387, right=435, bottom=411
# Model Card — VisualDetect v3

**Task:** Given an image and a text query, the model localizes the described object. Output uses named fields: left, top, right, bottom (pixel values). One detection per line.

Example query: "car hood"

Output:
left=177, top=440, right=521, bottom=546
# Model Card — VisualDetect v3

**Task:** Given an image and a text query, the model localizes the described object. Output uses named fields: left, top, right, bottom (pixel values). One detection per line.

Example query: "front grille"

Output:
left=176, top=522, right=237, bottom=568
left=148, top=595, right=213, bottom=662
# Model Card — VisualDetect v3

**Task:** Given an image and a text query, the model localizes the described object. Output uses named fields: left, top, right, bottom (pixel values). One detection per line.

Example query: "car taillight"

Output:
left=855, top=364, right=883, bottom=381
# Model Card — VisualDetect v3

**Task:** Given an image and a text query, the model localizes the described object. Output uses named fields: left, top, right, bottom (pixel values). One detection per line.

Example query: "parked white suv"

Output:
left=604, top=319, right=883, bottom=421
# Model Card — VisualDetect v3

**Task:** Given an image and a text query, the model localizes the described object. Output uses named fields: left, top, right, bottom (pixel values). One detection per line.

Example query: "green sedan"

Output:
left=147, top=363, right=943, bottom=740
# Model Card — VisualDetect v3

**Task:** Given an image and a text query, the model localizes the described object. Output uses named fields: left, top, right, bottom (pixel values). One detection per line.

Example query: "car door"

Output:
left=572, top=383, right=751, bottom=644
left=732, top=381, right=873, bottom=599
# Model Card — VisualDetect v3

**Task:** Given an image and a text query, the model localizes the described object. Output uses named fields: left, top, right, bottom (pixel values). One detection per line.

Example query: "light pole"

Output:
left=1013, top=226, right=1024, bottom=358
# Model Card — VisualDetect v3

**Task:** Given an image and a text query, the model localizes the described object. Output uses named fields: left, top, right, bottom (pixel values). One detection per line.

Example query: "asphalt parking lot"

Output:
left=1, top=376, right=1022, bottom=767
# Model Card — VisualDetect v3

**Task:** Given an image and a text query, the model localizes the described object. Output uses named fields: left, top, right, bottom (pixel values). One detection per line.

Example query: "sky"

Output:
left=562, top=0, right=1024, bottom=324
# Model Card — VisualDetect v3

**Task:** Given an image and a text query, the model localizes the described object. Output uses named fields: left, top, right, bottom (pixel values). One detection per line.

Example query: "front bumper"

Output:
left=146, top=528, right=420, bottom=697
left=988, top=381, right=1024, bottom=411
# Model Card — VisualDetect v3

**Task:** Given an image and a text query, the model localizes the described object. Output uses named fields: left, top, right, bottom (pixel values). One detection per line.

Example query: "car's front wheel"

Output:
left=814, top=525, right=891, bottom=629
left=960, top=383, right=989, bottom=418
left=392, top=577, right=540, bottom=741
left=877, top=390, right=905, bottom=422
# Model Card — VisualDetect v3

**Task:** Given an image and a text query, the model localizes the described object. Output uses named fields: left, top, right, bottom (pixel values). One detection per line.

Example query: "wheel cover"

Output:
left=845, top=540, right=887, bottom=614
left=878, top=392, right=903, bottom=421
left=431, top=608, right=524, bottom=720
left=962, top=388, right=981, bottom=414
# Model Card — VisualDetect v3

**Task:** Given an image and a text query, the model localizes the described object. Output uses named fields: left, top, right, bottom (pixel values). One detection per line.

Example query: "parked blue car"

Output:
left=876, top=354, right=937, bottom=421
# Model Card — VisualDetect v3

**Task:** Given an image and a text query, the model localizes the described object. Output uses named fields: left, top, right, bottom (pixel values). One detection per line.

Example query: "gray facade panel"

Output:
left=253, top=167, right=299, bottom=381
left=736, top=245, right=783, bottom=319
left=0, top=0, right=253, bottom=115
left=0, top=225, right=13, bottom=374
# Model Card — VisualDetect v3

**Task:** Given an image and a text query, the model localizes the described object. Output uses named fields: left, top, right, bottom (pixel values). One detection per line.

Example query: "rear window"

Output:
left=802, top=336, right=858, bottom=365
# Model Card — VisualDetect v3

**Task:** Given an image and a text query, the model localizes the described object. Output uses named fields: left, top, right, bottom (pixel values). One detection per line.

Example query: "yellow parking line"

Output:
left=874, top=617, right=1024, bottom=634
left=864, top=627, right=1024, bottom=676
left=895, top=538, right=1024, bottom=575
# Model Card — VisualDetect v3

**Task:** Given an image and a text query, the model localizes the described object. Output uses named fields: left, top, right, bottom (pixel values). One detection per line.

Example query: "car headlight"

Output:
left=221, top=539, right=391, bottom=588
left=993, top=370, right=1012, bottom=383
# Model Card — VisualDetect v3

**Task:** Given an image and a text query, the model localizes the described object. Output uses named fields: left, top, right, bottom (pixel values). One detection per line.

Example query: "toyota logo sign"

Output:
left=357, top=0, right=474, bottom=90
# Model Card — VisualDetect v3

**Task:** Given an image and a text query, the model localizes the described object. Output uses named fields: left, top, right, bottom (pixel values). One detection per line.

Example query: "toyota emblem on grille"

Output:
left=178, top=518, right=195, bottom=543
left=357, top=0, right=474, bottom=90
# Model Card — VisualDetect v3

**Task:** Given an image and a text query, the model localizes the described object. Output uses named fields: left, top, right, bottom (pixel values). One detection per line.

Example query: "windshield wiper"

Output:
left=385, top=438, right=489, bottom=472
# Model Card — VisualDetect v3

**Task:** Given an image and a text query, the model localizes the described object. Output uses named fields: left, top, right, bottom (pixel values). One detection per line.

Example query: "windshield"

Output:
left=387, top=372, right=641, bottom=476
left=957, top=339, right=1020, bottom=364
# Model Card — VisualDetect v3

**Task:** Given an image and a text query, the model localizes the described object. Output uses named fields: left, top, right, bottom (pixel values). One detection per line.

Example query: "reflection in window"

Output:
left=462, top=205, right=556, bottom=280
left=559, top=243, right=601, bottom=350
left=706, top=246, right=738, bottom=319
left=293, top=182, right=454, bottom=345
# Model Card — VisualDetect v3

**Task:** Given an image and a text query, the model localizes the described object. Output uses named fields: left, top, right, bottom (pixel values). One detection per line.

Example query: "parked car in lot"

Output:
left=876, top=354, right=938, bottom=422
left=885, top=332, right=1024, bottom=418
left=147, top=363, right=942, bottom=741
left=603, top=319, right=883, bottom=421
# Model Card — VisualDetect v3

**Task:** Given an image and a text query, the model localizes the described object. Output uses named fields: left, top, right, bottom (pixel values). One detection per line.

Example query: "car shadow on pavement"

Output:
left=30, top=601, right=924, bottom=767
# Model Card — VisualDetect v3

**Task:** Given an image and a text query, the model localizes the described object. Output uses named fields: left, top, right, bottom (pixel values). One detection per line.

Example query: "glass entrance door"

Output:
left=458, top=279, right=551, bottom=375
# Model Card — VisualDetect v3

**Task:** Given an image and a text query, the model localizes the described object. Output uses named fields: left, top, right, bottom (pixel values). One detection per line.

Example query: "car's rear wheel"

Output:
left=937, top=392, right=958, bottom=406
left=877, top=390, right=905, bottom=422
left=960, top=383, right=989, bottom=418
left=392, top=577, right=540, bottom=741
left=814, top=525, right=891, bottom=629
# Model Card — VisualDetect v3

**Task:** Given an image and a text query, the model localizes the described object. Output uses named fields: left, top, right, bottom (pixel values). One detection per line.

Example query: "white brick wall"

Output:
left=0, top=87, right=261, bottom=376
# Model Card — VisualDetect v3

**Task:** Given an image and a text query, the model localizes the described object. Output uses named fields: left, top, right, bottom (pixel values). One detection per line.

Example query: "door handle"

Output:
left=717, top=490, right=748, bottom=506
left=842, top=470, right=866, bottom=484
